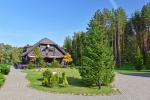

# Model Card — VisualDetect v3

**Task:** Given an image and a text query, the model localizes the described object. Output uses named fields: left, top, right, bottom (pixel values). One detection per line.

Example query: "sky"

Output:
left=0, top=0, right=150, bottom=47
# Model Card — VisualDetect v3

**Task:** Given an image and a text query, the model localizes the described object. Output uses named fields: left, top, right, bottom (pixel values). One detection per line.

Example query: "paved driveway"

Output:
left=0, top=67, right=150, bottom=100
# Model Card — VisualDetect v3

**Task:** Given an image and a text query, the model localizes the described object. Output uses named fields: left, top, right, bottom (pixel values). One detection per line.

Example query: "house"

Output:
left=21, top=38, right=66, bottom=65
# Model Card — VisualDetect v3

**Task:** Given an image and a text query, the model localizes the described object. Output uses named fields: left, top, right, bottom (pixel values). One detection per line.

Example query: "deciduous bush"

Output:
left=51, top=59, right=61, bottom=67
left=0, top=64, right=10, bottom=75
left=27, top=62, right=35, bottom=69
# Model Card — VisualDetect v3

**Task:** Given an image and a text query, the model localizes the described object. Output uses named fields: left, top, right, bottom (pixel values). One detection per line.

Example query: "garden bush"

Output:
left=50, top=74, right=57, bottom=88
left=42, top=78, right=49, bottom=87
left=0, top=73, right=5, bottom=87
left=43, top=69, right=52, bottom=79
left=27, top=62, right=35, bottom=69
left=0, top=64, right=10, bottom=75
left=62, top=72, right=69, bottom=87
left=51, top=59, right=61, bottom=67
left=42, top=69, right=69, bottom=88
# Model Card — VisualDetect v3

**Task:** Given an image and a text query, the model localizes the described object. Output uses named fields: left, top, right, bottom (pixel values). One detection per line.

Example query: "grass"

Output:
left=115, top=64, right=150, bottom=74
left=24, top=68, right=117, bottom=95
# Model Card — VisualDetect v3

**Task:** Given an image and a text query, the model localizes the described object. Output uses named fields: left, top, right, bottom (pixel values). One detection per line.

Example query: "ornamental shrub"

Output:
left=0, top=73, right=5, bottom=87
left=62, top=72, right=69, bottom=87
left=42, top=78, right=49, bottom=87
left=51, top=59, right=61, bottom=67
left=27, top=62, right=35, bottom=69
left=43, top=69, right=52, bottom=79
left=50, top=74, right=57, bottom=88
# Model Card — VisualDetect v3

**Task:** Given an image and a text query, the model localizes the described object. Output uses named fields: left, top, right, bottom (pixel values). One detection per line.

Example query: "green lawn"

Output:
left=24, top=68, right=117, bottom=95
left=116, top=64, right=150, bottom=74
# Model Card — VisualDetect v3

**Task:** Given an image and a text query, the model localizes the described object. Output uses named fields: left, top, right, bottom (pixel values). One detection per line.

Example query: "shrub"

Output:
left=0, top=73, right=5, bottom=87
left=50, top=74, right=57, bottom=88
left=55, top=74, right=59, bottom=85
left=51, top=59, right=61, bottom=67
left=42, top=78, right=49, bottom=87
left=47, top=63, right=52, bottom=67
left=27, top=62, right=35, bottom=69
left=62, top=72, right=69, bottom=87
left=43, top=69, right=52, bottom=79
left=0, top=64, right=10, bottom=75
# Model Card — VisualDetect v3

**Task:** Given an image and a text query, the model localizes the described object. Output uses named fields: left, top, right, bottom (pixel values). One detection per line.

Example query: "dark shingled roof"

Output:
left=22, top=38, right=66, bottom=56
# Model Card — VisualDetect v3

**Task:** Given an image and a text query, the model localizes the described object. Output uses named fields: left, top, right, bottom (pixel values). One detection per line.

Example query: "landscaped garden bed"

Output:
left=24, top=68, right=118, bottom=95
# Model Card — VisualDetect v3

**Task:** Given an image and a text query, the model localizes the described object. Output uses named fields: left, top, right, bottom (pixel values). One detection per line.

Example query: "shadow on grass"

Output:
left=37, top=77, right=43, bottom=81
left=67, top=77, right=87, bottom=87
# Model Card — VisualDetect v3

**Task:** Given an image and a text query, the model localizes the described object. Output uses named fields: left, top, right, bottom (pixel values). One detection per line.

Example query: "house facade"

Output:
left=22, top=38, right=66, bottom=65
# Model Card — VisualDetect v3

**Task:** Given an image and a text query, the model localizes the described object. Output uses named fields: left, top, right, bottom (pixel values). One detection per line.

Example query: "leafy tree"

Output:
left=33, top=47, right=45, bottom=69
left=11, top=48, right=21, bottom=64
left=79, top=10, right=115, bottom=87
left=64, top=53, right=73, bottom=66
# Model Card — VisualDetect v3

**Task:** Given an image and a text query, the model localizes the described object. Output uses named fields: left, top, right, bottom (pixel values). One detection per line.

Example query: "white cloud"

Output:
left=109, top=0, right=118, bottom=9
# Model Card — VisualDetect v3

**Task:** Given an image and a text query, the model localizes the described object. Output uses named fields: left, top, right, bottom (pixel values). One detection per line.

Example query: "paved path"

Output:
left=0, top=67, right=150, bottom=100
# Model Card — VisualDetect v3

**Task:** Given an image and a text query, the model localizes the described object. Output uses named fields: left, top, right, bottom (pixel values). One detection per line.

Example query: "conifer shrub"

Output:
left=50, top=74, right=57, bottom=88
left=42, top=69, right=69, bottom=88
left=62, top=72, right=69, bottom=87
left=43, top=69, right=52, bottom=79
left=42, top=78, right=49, bottom=87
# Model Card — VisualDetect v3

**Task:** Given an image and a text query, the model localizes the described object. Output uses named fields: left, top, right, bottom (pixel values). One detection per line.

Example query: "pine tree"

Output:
left=79, top=10, right=115, bottom=87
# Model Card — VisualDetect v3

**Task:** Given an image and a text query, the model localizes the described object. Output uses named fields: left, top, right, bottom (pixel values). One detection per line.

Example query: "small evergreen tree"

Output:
left=79, top=10, right=115, bottom=87
left=50, top=74, right=57, bottom=88
left=62, top=72, right=69, bottom=87
left=42, top=78, right=49, bottom=87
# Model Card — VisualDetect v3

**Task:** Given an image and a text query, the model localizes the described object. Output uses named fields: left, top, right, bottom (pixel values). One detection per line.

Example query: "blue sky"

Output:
left=0, top=0, right=150, bottom=47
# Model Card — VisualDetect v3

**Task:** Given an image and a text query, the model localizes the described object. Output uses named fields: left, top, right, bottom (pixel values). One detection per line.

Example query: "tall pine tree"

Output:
left=79, top=10, right=115, bottom=87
